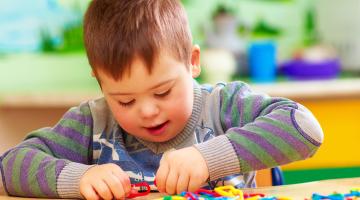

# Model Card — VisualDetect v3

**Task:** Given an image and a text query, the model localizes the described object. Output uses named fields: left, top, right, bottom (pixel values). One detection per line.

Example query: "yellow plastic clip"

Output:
left=276, top=196, right=293, bottom=200
left=170, top=196, right=187, bottom=200
left=214, top=185, right=244, bottom=200
left=245, top=195, right=261, bottom=200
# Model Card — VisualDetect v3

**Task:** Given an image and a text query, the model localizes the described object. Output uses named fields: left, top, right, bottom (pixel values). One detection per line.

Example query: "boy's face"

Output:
left=97, top=48, right=200, bottom=142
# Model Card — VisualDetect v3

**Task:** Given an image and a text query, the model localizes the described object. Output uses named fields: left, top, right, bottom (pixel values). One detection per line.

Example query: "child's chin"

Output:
left=150, top=137, right=172, bottom=143
left=149, top=134, right=177, bottom=143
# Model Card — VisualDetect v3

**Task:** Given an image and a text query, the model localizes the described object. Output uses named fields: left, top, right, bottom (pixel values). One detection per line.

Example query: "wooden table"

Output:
left=1, top=177, right=359, bottom=200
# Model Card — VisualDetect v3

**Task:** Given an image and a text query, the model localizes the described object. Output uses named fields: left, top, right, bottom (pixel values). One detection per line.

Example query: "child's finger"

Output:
left=103, top=172, right=125, bottom=199
left=80, top=185, right=100, bottom=200
left=112, top=170, right=131, bottom=196
left=188, top=174, right=203, bottom=192
left=176, top=173, right=190, bottom=194
left=165, top=168, right=179, bottom=194
left=155, top=160, right=169, bottom=193
left=93, top=179, right=113, bottom=200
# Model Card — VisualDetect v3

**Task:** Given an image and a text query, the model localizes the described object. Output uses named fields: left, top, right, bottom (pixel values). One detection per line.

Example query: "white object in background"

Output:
left=316, top=0, right=360, bottom=71
left=201, top=48, right=236, bottom=84
left=205, top=14, right=245, bottom=57
left=302, top=45, right=338, bottom=63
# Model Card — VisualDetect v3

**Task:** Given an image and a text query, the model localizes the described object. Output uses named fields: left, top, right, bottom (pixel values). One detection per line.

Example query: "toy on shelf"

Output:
left=280, top=45, right=341, bottom=80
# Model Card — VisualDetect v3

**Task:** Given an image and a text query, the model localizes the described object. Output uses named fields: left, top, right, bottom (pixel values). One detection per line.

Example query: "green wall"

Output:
left=0, top=53, right=98, bottom=94
left=184, top=0, right=314, bottom=60
left=284, top=167, right=360, bottom=184
left=0, top=0, right=314, bottom=94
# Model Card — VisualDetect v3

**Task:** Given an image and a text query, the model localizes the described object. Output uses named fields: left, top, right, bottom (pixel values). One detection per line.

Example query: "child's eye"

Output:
left=118, top=100, right=135, bottom=107
left=155, top=89, right=171, bottom=97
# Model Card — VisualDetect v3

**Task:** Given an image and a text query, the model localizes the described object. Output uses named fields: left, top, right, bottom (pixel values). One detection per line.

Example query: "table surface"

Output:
left=0, top=177, right=359, bottom=200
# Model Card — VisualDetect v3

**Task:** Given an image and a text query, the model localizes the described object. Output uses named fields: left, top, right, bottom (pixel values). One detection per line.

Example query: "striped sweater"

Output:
left=0, top=81, right=323, bottom=198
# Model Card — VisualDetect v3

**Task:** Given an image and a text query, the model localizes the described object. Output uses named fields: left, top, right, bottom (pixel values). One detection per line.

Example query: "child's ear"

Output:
left=91, top=70, right=96, bottom=77
left=191, top=44, right=201, bottom=78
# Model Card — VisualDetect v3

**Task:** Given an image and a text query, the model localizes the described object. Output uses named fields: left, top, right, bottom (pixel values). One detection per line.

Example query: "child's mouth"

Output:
left=146, top=121, right=169, bottom=136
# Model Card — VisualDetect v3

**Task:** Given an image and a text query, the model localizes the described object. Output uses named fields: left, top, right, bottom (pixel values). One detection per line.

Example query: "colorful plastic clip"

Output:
left=348, top=188, right=360, bottom=197
left=259, top=197, right=277, bottom=200
left=327, top=193, right=345, bottom=200
left=311, top=193, right=329, bottom=200
left=178, top=191, right=198, bottom=200
left=244, top=195, right=262, bottom=200
left=214, top=185, right=244, bottom=200
left=275, top=196, right=292, bottom=200
left=127, top=182, right=151, bottom=199
left=194, top=188, right=221, bottom=197
left=243, top=193, right=265, bottom=198
left=162, top=195, right=187, bottom=200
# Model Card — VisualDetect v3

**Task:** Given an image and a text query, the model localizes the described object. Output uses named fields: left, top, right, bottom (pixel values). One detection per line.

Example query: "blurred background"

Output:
left=1, top=0, right=360, bottom=185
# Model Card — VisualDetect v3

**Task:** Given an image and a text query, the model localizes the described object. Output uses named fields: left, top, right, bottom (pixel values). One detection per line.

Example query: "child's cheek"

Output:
left=168, top=95, right=193, bottom=121
left=112, top=106, right=137, bottom=131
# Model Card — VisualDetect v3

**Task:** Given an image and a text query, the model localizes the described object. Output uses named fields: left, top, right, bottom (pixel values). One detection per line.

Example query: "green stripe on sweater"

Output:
left=228, top=133, right=277, bottom=169
left=220, top=95, right=231, bottom=127
left=261, top=111, right=317, bottom=150
left=58, top=118, right=91, bottom=137
left=238, top=156, right=252, bottom=174
left=12, top=150, right=27, bottom=195
left=242, top=95, right=253, bottom=125
left=44, top=155, right=57, bottom=194
left=245, top=123, right=302, bottom=161
left=69, top=105, right=92, bottom=116
left=27, top=152, right=47, bottom=197
left=20, top=139, right=53, bottom=155
left=221, top=83, right=242, bottom=127
left=231, top=102, right=240, bottom=127
left=79, top=104, right=92, bottom=116
left=258, top=97, right=274, bottom=116
left=35, top=131, right=88, bottom=158
left=45, top=160, right=57, bottom=196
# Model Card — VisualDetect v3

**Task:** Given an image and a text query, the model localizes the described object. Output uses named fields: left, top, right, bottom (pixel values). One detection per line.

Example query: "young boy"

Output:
left=0, top=0, right=323, bottom=199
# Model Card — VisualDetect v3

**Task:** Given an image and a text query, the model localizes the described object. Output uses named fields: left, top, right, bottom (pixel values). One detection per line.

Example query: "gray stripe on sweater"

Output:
left=57, top=162, right=94, bottom=199
left=195, top=135, right=241, bottom=180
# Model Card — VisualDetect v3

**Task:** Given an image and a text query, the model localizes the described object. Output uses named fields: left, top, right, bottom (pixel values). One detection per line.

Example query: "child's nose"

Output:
left=139, top=102, right=160, bottom=118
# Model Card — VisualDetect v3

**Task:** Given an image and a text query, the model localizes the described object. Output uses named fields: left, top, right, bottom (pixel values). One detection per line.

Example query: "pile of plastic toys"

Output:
left=311, top=188, right=360, bottom=200
left=127, top=181, right=360, bottom=200
left=154, top=185, right=285, bottom=200
left=153, top=186, right=360, bottom=200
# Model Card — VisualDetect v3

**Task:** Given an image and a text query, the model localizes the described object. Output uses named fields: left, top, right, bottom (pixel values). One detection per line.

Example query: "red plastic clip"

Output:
left=184, top=192, right=198, bottom=200
left=243, top=193, right=265, bottom=198
left=127, top=182, right=151, bottom=199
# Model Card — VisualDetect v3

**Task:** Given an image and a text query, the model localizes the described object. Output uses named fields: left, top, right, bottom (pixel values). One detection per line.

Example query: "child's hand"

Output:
left=155, top=147, right=209, bottom=194
left=79, top=163, right=131, bottom=200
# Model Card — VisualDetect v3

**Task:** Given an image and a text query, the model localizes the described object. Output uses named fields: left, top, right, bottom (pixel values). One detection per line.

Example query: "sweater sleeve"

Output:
left=0, top=102, right=94, bottom=198
left=195, top=81, right=324, bottom=180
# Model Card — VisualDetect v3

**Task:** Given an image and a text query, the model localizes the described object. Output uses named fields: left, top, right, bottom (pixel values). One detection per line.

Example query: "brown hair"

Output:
left=84, top=0, right=193, bottom=80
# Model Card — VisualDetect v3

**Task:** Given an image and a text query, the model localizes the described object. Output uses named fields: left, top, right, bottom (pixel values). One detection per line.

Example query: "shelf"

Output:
left=250, top=78, right=360, bottom=100
left=0, top=91, right=101, bottom=108
left=1, top=78, right=360, bottom=108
